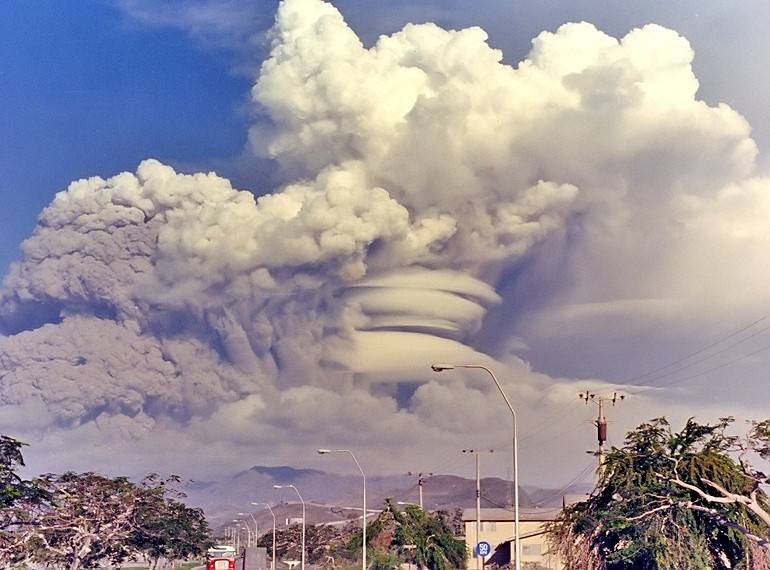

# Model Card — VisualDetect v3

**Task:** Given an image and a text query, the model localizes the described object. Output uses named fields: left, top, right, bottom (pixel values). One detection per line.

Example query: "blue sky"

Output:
left=1, top=0, right=251, bottom=274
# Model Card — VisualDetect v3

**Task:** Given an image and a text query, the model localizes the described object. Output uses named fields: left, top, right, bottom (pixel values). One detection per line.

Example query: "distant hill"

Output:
left=183, top=466, right=591, bottom=528
left=243, top=465, right=324, bottom=482
left=399, top=474, right=532, bottom=511
left=183, top=465, right=410, bottom=525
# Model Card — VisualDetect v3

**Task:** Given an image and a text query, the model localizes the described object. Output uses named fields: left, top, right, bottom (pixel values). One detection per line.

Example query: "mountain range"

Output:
left=183, top=465, right=592, bottom=529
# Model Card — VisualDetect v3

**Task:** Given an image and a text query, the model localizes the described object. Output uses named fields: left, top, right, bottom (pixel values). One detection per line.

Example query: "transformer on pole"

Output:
left=579, top=391, right=626, bottom=470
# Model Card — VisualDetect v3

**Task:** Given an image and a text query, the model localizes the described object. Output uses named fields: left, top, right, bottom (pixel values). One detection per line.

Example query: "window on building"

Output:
left=522, top=543, right=542, bottom=556
left=481, top=521, right=497, bottom=531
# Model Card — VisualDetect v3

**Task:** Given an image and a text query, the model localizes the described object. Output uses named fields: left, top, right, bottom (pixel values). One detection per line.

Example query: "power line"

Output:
left=478, top=459, right=594, bottom=512
left=534, top=412, right=591, bottom=450
left=513, top=313, right=770, bottom=455
left=622, top=313, right=770, bottom=390
left=518, top=400, right=581, bottom=441
left=529, top=461, right=595, bottom=507
left=629, top=338, right=770, bottom=395
left=630, top=319, right=770, bottom=389
left=427, top=450, right=469, bottom=479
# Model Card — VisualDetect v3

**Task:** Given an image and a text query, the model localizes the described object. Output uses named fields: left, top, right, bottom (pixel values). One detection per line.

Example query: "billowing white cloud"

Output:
left=2, top=0, right=768, bottom=484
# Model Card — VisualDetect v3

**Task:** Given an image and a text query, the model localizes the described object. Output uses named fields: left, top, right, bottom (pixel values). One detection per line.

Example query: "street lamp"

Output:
left=232, top=520, right=243, bottom=552
left=431, top=363, right=521, bottom=570
left=238, top=512, right=258, bottom=547
left=252, top=502, right=277, bottom=570
left=274, top=484, right=305, bottom=570
left=317, top=449, right=367, bottom=570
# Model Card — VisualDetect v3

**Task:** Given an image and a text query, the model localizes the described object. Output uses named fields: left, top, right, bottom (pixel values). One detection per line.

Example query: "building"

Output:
left=462, top=507, right=563, bottom=569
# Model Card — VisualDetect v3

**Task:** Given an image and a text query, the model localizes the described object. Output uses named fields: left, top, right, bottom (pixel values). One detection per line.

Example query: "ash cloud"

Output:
left=2, top=0, right=769, bottom=480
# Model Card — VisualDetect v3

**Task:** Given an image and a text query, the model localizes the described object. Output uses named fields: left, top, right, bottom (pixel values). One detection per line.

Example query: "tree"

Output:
left=356, top=500, right=466, bottom=569
left=257, top=521, right=357, bottom=567
left=0, top=435, right=48, bottom=565
left=129, top=475, right=212, bottom=568
left=256, top=501, right=466, bottom=569
left=0, top=436, right=33, bottom=511
left=14, top=471, right=212, bottom=570
left=547, top=417, right=770, bottom=569
left=0, top=438, right=211, bottom=568
left=662, top=419, right=770, bottom=547
left=22, top=472, right=145, bottom=569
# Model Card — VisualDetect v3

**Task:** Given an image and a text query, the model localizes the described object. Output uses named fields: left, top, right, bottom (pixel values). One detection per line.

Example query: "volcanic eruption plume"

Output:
left=2, top=0, right=768, bottom=476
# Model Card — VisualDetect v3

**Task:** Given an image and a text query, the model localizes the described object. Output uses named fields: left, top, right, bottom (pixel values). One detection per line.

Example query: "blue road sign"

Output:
left=475, top=541, right=492, bottom=557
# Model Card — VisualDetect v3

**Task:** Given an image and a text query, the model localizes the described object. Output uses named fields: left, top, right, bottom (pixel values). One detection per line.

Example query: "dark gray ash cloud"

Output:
left=2, top=0, right=770, bottom=482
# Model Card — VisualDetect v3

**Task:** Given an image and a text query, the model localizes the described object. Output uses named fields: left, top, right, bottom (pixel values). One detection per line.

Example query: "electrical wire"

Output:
left=518, top=400, right=582, bottom=441
left=632, top=322, right=770, bottom=390
left=528, top=461, right=595, bottom=507
left=477, top=459, right=595, bottom=511
left=419, top=314, right=770, bottom=502
left=629, top=338, right=770, bottom=395
left=621, top=313, right=770, bottom=392
left=428, top=451, right=469, bottom=479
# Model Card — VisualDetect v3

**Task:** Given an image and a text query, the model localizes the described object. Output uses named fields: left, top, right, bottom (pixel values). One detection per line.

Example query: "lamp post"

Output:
left=463, top=449, right=493, bottom=570
left=432, top=363, right=521, bottom=570
left=233, top=519, right=251, bottom=551
left=238, top=512, right=259, bottom=547
left=252, top=502, right=277, bottom=570
left=317, top=449, right=367, bottom=570
left=232, top=520, right=243, bottom=552
left=274, top=484, right=305, bottom=570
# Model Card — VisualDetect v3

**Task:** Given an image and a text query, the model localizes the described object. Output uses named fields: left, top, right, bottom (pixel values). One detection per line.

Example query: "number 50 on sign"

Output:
left=475, top=541, right=491, bottom=557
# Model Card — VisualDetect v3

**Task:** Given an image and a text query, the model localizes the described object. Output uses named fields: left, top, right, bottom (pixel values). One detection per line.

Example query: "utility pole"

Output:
left=317, top=449, right=366, bottom=570
left=579, top=391, right=626, bottom=471
left=252, top=502, right=277, bottom=570
left=274, top=484, right=305, bottom=570
left=232, top=520, right=243, bottom=551
left=406, top=471, right=433, bottom=509
left=463, top=449, right=493, bottom=570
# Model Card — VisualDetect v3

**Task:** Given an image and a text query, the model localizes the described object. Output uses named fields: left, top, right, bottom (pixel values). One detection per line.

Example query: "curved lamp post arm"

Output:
left=431, top=363, right=521, bottom=570
left=238, top=512, right=258, bottom=546
left=318, top=448, right=367, bottom=570
left=274, top=485, right=305, bottom=570
left=252, top=502, right=277, bottom=570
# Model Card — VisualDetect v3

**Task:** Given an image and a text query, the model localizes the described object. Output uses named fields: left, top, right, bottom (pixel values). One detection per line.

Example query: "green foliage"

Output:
left=24, top=472, right=213, bottom=569
left=0, top=436, right=49, bottom=565
left=352, top=499, right=467, bottom=570
left=257, top=520, right=358, bottom=565
left=0, top=436, right=47, bottom=514
left=370, top=549, right=400, bottom=570
left=547, top=417, right=770, bottom=569
left=0, top=455, right=211, bottom=569
left=129, top=475, right=212, bottom=564
left=29, top=471, right=144, bottom=568
left=0, top=436, right=28, bottom=510
left=748, top=419, right=770, bottom=461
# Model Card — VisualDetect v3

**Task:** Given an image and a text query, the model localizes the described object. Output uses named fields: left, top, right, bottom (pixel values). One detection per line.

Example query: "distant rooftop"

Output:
left=562, top=493, right=590, bottom=507
left=461, top=507, right=561, bottom=522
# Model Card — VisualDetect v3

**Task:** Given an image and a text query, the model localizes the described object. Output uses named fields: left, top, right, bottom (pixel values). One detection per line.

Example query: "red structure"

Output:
left=207, top=545, right=237, bottom=570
